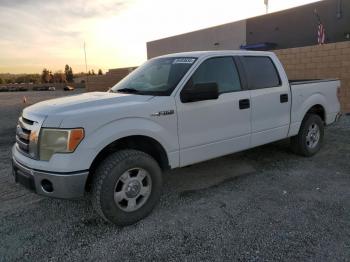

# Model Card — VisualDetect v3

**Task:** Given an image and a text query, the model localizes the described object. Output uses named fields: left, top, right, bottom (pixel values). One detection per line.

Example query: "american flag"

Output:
left=317, top=23, right=326, bottom=45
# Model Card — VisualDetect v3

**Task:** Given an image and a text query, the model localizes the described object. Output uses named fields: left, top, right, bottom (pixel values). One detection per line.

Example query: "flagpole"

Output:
left=314, top=8, right=321, bottom=24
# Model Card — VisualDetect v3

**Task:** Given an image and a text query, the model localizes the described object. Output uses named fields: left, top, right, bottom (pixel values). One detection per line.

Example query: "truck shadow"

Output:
left=163, top=138, right=291, bottom=196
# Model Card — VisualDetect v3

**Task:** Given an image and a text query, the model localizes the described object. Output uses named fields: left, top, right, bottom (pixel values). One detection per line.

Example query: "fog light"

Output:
left=41, top=179, right=53, bottom=193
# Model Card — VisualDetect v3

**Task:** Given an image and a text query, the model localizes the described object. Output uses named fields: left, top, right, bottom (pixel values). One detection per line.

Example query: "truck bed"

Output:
left=289, top=79, right=338, bottom=85
left=288, top=79, right=341, bottom=137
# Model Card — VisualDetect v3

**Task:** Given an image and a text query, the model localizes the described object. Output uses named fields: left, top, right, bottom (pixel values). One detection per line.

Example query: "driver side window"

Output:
left=186, top=57, right=242, bottom=93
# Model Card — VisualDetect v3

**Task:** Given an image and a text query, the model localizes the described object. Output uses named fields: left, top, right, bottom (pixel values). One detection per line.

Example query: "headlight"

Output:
left=39, top=128, right=84, bottom=161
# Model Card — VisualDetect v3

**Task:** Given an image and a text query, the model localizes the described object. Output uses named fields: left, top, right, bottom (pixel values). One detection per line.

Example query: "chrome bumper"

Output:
left=12, top=157, right=89, bottom=199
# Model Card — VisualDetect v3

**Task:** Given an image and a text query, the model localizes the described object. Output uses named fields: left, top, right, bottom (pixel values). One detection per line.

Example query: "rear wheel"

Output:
left=291, top=114, right=324, bottom=157
left=91, top=149, right=162, bottom=226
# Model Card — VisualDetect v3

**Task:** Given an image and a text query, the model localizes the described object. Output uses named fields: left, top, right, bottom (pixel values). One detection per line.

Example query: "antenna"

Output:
left=84, top=41, right=88, bottom=87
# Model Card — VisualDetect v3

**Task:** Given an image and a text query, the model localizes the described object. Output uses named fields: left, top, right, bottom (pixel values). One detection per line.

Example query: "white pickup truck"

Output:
left=12, top=51, right=341, bottom=225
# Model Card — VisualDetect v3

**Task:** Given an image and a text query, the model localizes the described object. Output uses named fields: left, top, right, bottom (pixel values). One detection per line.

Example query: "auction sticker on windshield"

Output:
left=173, top=58, right=196, bottom=64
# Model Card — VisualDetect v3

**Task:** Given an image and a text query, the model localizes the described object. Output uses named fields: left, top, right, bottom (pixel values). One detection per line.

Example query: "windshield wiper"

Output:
left=116, top=88, right=140, bottom=94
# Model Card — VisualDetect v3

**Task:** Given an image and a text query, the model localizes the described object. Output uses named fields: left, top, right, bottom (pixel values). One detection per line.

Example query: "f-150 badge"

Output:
left=151, top=110, right=175, bottom=117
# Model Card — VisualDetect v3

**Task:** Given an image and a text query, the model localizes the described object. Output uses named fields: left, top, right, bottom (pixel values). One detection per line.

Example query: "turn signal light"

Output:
left=68, top=128, right=84, bottom=151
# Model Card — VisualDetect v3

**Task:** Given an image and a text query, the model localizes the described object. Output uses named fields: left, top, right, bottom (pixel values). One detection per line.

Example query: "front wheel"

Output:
left=291, top=114, right=324, bottom=157
left=91, top=149, right=162, bottom=226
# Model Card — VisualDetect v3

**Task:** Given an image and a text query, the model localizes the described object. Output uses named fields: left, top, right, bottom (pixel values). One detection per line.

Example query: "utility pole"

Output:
left=84, top=41, right=88, bottom=87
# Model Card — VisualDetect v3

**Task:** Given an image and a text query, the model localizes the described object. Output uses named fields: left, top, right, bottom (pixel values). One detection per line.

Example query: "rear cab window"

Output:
left=241, top=56, right=281, bottom=89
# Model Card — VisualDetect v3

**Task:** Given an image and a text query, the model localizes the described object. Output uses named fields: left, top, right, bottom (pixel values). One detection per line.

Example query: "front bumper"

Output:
left=12, top=157, right=89, bottom=199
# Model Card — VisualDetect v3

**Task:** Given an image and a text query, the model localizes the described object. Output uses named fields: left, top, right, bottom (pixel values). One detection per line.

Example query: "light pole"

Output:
left=84, top=41, right=88, bottom=87
left=264, top=0, right=269, bottom=14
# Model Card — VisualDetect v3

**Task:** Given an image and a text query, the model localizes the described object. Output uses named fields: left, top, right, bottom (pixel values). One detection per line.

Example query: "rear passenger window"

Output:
left=186, top=57, right=242, bottom=93
left=242, top=56, right=281, bottom=89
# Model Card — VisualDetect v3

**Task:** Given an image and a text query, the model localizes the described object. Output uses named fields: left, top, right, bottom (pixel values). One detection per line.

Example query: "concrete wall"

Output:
left=147, top=20, right=246, bottom=59
left=147, top=0, right=350, bottom=57
left=86, top=67, right=137, bottom=92
left=247, top=0, right=350, bottom=49
left=274, top=41, right=350, bottom=113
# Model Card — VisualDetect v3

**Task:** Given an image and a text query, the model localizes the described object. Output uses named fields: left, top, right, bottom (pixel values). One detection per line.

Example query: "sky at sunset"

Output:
left=0, top=0, right=321, bottom=74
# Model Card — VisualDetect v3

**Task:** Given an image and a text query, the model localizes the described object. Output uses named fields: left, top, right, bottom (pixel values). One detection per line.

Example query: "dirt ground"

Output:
left=0, top=90, right=349, bottom=261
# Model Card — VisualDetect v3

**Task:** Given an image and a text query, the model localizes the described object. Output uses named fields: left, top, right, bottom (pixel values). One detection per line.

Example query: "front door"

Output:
left=175, top=56, right=251, bottom=166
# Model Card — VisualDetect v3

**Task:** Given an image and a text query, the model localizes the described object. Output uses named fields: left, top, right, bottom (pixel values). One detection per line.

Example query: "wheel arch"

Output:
left=289, top=93, right=328, bottom=137
left=304, top=104, right=326, bottom=123
left=85, top=135, right=170, bottom=191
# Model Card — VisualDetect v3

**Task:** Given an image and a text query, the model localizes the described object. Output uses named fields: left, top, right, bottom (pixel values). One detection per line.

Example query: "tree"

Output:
left=64, top=64, right=74, bottom=82
left=98, top=69, right=103, bottom=75
left=74, top=72, right=87, bottom=78
left=64, top=65, right=70, bottom=74
left=15, top=75, right=25, bottom=84
left=41, top=68, right=50, bottom=83
left=0, top=78, right=3, bottom=84
left=48, top=71, right=54, bottom=83
left=69, top=67, right=73, bottom=81
left=27, top=74, right=41, bottom=84
left=91, top=69, right=95, bottom=75
left=53, top=71, right=66, bottom=83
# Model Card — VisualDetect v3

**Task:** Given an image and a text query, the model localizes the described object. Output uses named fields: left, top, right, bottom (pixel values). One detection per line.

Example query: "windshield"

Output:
left=110, top=57, right=197, bottom=95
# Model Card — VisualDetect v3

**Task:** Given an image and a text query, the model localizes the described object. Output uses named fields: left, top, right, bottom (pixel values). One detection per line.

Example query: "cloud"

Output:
left=0, top=0, right=127, bottom=17
left=0, top=0, right=128, bottom=37
left=0, top=0, right=132, bottom=72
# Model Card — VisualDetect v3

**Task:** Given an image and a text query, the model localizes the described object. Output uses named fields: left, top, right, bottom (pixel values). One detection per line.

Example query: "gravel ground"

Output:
left=0, top=91, right=349, bottom=261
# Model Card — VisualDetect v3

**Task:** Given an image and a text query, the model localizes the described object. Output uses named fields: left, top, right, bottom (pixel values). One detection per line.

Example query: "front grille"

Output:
left=16, top=117, right=34, bottom=155
left=21, top=117, right=34, bottom=125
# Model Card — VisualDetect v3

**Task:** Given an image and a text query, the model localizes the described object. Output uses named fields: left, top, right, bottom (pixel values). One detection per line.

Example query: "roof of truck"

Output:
left=156, top=50, right=275, bottom=59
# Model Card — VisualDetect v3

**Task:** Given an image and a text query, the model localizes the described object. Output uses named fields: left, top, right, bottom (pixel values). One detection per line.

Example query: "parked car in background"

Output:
left=64, top=85, right=74, bottom=91
left=12, top=50, right=341, bottom=226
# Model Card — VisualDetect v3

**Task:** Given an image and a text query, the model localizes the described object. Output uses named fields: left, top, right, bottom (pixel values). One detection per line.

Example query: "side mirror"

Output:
left=180, top=82, right=219, bottom=103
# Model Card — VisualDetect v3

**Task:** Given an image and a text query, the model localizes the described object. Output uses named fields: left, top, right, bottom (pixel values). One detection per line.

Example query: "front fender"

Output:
left=86, top=117, right=177, bottom=151
left=78, top=117, right=179, bottom=168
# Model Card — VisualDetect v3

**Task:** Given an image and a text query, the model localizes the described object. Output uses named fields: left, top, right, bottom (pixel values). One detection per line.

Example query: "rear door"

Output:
left=240, top=55, right=291, bottom=147
left=176, top=56, right=251, bottom=166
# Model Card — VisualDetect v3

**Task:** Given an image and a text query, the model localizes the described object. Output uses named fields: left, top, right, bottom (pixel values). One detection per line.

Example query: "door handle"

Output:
left=280, top=94, right=288, bottom=103
left=239, top=99, right=250, bottom=109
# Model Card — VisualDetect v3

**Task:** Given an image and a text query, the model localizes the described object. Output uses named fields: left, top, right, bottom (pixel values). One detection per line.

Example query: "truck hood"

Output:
left=22, top=92, right=154, bottom=124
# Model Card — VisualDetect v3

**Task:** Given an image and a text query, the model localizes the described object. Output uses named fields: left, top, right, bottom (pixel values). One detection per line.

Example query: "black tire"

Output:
left=291, top=114, right=324, bottom=157
left=91, top=149, right=162, bottom=226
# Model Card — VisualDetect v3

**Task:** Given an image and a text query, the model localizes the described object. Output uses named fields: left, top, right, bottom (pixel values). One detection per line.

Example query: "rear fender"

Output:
left=289, top=93, right=327, bottom=136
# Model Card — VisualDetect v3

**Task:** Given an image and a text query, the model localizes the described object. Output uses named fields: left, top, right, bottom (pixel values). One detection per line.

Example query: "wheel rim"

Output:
left=113, top=168, right=152, bottom=212
left=306, top=122, right=320, bottom=149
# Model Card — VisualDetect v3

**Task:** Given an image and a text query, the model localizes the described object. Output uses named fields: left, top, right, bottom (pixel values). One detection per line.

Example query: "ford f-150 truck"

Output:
left=12, top=51, right=341, bottom=225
